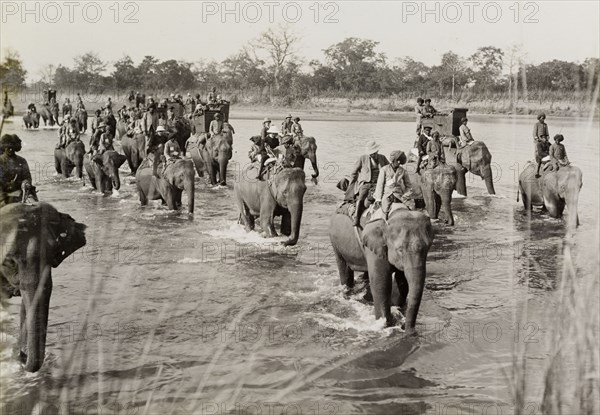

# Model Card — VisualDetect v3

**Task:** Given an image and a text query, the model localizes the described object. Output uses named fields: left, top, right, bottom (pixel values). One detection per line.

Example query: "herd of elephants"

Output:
left=0, top=99, right=583, bottom=374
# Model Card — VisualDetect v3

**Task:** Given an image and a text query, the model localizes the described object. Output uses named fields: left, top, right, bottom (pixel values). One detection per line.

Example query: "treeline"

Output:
left=2, top=28, right=599, bottom=104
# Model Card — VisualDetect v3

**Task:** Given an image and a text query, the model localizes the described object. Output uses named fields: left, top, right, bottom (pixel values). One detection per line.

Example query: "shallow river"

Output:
left=1, top=113, right=598, bottom=414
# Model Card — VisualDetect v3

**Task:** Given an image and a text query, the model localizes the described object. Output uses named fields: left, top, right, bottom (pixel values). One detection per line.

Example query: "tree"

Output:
left=323, top=37, right=386, bottom=92
left=0, top=48, right=27, bottom=89
left=222, top=49, right=267, bottom=90
left=504, top=44, right=527, bottom=105
left=113, top=55, right=141, bottom=91
left=37, top=64, right=56, bottom=86
left=251, top=24, right=300, bottom=92
left=439, top=52, right=469, bottom=100
left=470, top=46, right=504, bottom=92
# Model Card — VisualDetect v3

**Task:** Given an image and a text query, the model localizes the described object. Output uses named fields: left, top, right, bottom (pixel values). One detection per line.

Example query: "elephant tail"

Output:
left=516, top=184, right=520, bottom=202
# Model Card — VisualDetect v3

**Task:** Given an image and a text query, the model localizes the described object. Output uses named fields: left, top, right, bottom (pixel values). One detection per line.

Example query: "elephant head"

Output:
left=294, top=136, right=319, bottom=180
left=543, top=165, right=583, bottom=231
left=165, top=159, right=196, bottom=214
left=209, top=134, right=232, bottom=185
left=0, top=202, right=86, bottom=372
left=271, top=168, right=307, bottom=246
left=459, top=142, right=495, bottom=195
left=362, top=210, right=434, bottom=330
left=96, top=150, right=127, bottom=190
left=420, top=165, right=457, bottom=226
left=65, top=141, right=86, bottom=180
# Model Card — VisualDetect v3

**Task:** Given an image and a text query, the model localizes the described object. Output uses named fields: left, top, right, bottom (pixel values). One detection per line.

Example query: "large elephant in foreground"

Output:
left=39, top=105, right=57, bottom=126
left=235, top=167, right=307, bottom=246
left=121, top=133, right=146, bottom=174
left=518, top=162, right=582, bottom=229
left=200, top=133, right=233, bottom=186
left=136, top=159, right=196, bottom=213
left=54, top=140, right=86, bottom=180
left=442, top=140, right=495, bottom=196
left=329, top=209, right=434, bottom=330
left=23, top=112, right=40, bottom=128
left=293, top=136, right=319, bottom=182
left=84, top=151, right=127, bottom=194
left=0, top=202, right=87, bottom=372
left=406, top=162, right=457, bottom=226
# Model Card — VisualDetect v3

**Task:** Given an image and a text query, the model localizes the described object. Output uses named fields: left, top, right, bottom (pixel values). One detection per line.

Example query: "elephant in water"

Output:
left=442, top=140, right=495, bottom=196
left=84, top=151, right=127, bottom=194
left=406, top=162, right=457, bottom=226
left=75, top=109, right=88, bottom=133
left=329, top=209, right=434, bottom=330
left=23, top=112, right=40, bottom=129
left=518, top=162, right=582, bottom=229
left=121, top=133, right=146, bottom=174
left=136, top=158, right=196, bottom=214
left=293, top=136, right=319, bottom=183
left=0, top=202, right=87, bottom=372
left=39, top=105, right=57, bottom=126
left=54, top=140, right=86, bottom=180
left=50, top=102, right=59, bottom=123
left=235, top=167, right=307, bottom=246
left=62, top=102, right=72, bottom=118
left=200, top=133, right=233, bottom=186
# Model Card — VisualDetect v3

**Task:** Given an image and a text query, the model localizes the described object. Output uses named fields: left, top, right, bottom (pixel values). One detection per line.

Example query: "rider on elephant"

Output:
left=415, top=98, right=424, bottom=137
left=373, top=150, right=414, bottom=218
left=459, top=117, right=475, bottom=147
left=416, top=126, right=432, bottom=174
left=549, top=134, right=570, bottom=171
left=89, top=122, right=106, bottom=154
left=27, top=102, right=37, bottom=114
left=142, top=104, right=159, bottom=151
left=535, top=135, right=551, bottom=178
left=533, top=113, right=549, bottom=143
left=0, top=134, right=37, bottom=207
left=163, top=134, right=182, bottom=174
left=426, top=131, right=445, bottom=169
left=349, top=141, right=389, bottom=227
left=91, top=110, right=103, bottom=135
left=422, top=99, right=437, bottom=118
left=151, top=125, right=170, bottom=178
left=261, top=118, right=272, bottom=140
left=249, top=136, right=268, bottom=180
left=265, top=125, right=280, bottom=149
left=273, top=135, right=298, bottom=168
left=94, top=126, right=115, bottom=159
left=291, top=117, right=303, bottom=138
left=281, top=115, right=293, bottom=135
left=209, top=113, right=223, bottom=138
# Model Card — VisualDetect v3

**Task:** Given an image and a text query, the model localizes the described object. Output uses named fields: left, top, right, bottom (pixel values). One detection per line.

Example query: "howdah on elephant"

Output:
left=443, top=140, right=495, bottom=196
left=329, top=209, right=434, bottom=330
left=0, top=202, right=87, bottom=372
left=235, top=167, right=307, bottom=246
left=293, top=136, right=319, bottom=182
left=518, top=162, right=582, bottom=229
left=406, top=162, right=457, bottom=226
left=54, top=140, right=86, bottom=180
left=200, top=133, right=233, bottom=186
left=84, top=151, right=127, bottom=194
left=136, top=158, right=196, bottom=214
left=23, top=112, right=40, bottom=129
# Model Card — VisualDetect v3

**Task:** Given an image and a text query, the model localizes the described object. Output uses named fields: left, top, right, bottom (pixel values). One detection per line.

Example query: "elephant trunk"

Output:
left=112, top=171, right=121, bottom=190
left=309, top=153, right=319, bottom=178
left=441, top=190, right=454, bottom=226
left=20, top=266, right=52, bottom=372
left=402, top=256, right=426, bottom=332
left=455, top=166, right=467, bottom=196
left=284, top=203, right=303, bottom=246
left=565, top=188, right=580, bottom=232
left=481, top=164, right=496, bottom=195
left=185, top=176, right=195, bottom=214
left=219, top=157, right=229, bottom=186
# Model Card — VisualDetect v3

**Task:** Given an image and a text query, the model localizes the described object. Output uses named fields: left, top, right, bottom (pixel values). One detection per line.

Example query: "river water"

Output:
left=1, top=113, right=598, bottom=415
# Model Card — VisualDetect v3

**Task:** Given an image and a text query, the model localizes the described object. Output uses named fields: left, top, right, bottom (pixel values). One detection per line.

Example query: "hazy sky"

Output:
left=2, top=0, right=599, bottom=80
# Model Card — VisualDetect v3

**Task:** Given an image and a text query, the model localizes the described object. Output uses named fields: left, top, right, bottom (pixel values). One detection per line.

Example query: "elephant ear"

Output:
left=361, top=222, right=387, bottom=259
left=114, top=154, right=127, bottom=169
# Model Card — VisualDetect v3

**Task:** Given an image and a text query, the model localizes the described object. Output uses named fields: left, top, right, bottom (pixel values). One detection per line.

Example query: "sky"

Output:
left=1, top=0, right=599, bottom=81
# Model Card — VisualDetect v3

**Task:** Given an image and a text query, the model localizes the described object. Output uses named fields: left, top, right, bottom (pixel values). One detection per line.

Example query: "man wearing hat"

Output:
left=533, top=113, right=549, bottom=143
left=149, top=125, right=170, bottom=177
left=141, top=104, right=159, bottom=151
left=415, top=98, right=425, bottom=137
left=281, top=114, right=293, bottom=135
left=89, top=121, right=107, bottom=156
left=274, top=135, right=297, bottom=168
left=209, top=112, right=223, bottom=138
left=374, top=150, right=414, bottom=217
left=349, top=141, right=389, bottom=227
left=549, top=134, right=570, bottom=171
left=459, top=117, right=474, bottom=147
left=534, top=134, right=551, bottom=178
left=0, top=134, right=36, bottom=207
left=416, top=125, right=433, bottom=173
left=422, top=99, right=437, bottom=118
left=291, top=117, right=303, bottom=138
left=248, top=135, right=268, bottom=180
left=265, top=125, right=280, bottom=148
left=260, top=118, right=272, bottom=142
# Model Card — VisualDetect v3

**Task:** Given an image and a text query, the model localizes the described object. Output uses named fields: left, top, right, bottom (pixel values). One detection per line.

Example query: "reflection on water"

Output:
left=1, top=114, right=598, bottom=413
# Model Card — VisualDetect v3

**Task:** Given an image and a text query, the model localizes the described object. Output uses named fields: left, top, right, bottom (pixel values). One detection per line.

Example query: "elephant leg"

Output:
left=439, top=190, right=454, bottom=226
left=165, top=188, right=177, bottom=210
left=260, top=212, right=277, bottom=238
left=55, top=156, right=62, bottom=174
left=543, top=192, right=565, bottom=218
left=365, top=248, right=394, bottom=326
left=433, top=193, right=442, bottom=219
left=421, top=183, right=438, bottom=220
left=280, top=209, right=291, bottom=236
left=61, top=159, right=71, bottom=178
left=394, top=271, right=409, bottom=316
left=519, top=184, right=531, bottom=211
left=137, top=183, right=148, bottom=205
left=333, top=247, right=354, bottom=288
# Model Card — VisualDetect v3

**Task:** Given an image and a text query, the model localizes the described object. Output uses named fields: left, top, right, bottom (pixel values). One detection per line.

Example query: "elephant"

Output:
left=185, top=133, right=206, bottom=178
left=84, top=151, right=127, bottom=194
left=39, top=105, right=57, bottom=126
left=23, top=112, right=40, bottom=129
left=235, top=167, right=307, bottom=246
left=200, top=133, right=233, bottom=186
left=121, top=133, right=146, bottom=174
left=442, top=140, right=495, bottom=196
left=75, top=109, right=88, bottom=133
left=62, top=102, right=72, bottom=118
left=329, top=209, right=434, bottom=330
left=406, top=162, right=457, bottom=226
left=136, top=158, right=196, bottom=213
left=50, top=103, right=59, bottom=123
left=518, top=162, right=582, bottom=229
left=293, top=136, right=319, bottom=182
left=54, top=140, right=86, bottom=180
left=0, top=202, right=87, bottom=372
left=115, top=120, right=129, bottom=140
